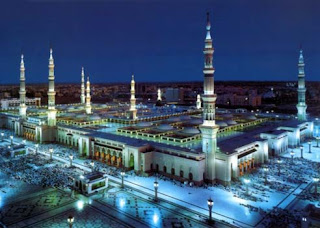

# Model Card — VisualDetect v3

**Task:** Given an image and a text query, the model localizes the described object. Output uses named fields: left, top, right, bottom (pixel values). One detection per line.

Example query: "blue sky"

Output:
left=0, top=0, right=319, bottom=83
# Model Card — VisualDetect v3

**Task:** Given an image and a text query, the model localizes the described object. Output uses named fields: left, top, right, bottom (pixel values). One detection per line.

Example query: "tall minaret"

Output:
left=47, top=48, right=57, bottom=126
left=130, top=74, right=137, bottom=120
left=85, top=76, right=92, bottom=114
left=80, top=67, right=85, bottom=104
left=296, top=48, right=307, bottom=121
left=199, top=13, right=219, bottom=183
left=19, top=54, right=27, bottom=118
left=196, top=94, right=201, bottom=109
left=157, top=88, right=162, bottom=101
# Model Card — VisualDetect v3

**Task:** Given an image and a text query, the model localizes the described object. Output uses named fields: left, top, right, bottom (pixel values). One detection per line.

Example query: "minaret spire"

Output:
left=296, top=48, right=307, bottom=121
left=19, top=54, right=27, bottom=118
left=47, top=48, right=57, bottom=126
left=129, top=73, right=137, bottom=120
left=157, top=88, right=162, bottom=101
left=199, top=12, right=219, bottom=183
left=196, top=94, right=201, bottom=109
left=85, top=76, right=92, bottom=114
left=80, top=67, right=85, bottom=104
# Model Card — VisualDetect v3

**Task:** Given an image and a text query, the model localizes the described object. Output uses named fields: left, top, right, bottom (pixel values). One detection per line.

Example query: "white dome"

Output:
left=216, top=121, right=228, bottom=127
left=157, top=124, right=173, bottom=131
left=222, top=113, right=233, bottom=119
left=182, top=127, right=200, bottom=134
left=89, top=115, right=101, bottom=120
left=246, top=115, right=257, bottom=120
left=180, top=116, right=191, bottom=120
left=190, top=118, right=203, bottom=125
left=137, top=122, right=153, bottom=127
left=226, top=120, right=237, bottom=125
left=167, top=117, right=181, bottom=122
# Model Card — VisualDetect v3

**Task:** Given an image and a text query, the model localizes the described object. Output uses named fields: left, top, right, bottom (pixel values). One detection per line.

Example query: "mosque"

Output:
left=0, top=13, right=315, bottom=185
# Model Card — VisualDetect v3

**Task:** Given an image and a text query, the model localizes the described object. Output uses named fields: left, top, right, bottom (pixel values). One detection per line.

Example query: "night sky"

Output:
left=0, top=0, right=319, bottom=84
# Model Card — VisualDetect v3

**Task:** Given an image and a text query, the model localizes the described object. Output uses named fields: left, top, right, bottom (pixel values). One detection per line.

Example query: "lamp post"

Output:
left=67, top=215, right=74, bottom=228
left=90, top=161, right=94, bottom=172
left=277, top=158, right=282, bottom=176
left=244, top=178, right=250, bottom=195
left=69, top=154, right=73, bottom=167
left=313, top=177, right=319, bottom=195
left=49, top=148, right=53, bottom=161
left=309, top=141, right=312, bottom=153
left=1, top=132, right=4, bottom=142
left=263, top=166, right=269, bottom=184
left=154, top=180, right=159, bottom=202
left=207, top=198, right=214, bottom=223
left=290, top=151, right=295, bottom=164
left=10, top=135, right=13, bottom=146
left=300, top=146, right=304, bottom=159
left=35, top=144, right=39, bottom=155
left=120, top=171, right=125, bottom=188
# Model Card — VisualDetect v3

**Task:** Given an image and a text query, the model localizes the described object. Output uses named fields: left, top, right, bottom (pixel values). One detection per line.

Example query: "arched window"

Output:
left=171, top=168, right=175, bottom=175
left=189, top=172, right=193, bottom=181
left=156, top=164, right=159, bottom=172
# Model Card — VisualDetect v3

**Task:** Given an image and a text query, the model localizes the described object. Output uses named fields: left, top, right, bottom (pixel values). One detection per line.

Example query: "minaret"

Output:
left=86, top=76, right=92, bottom=114
left=296, top=48, right=307, bottom=121
left=199, top=13, right=219, bottom=183
left=196, top=94, right=201, bottom=109
left=19, top=54, right=27, bottom=118
left=157, top=88, right=162, bottom=101
left=47, top=48, right=57, bottom=126
left=130, top=74, right=137, bottom=120
left=80, top=67, right=85, bottom=104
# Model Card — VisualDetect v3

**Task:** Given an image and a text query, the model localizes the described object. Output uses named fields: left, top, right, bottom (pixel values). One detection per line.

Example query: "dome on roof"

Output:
left=67, top=106, right=76, bottom=111
left=222, top=113, right=233, bottom=119
left=157, top=124, right=173, bottom=131
left=167, top=116, right=181, bottom=122
left=76, top=114, right=87, bottom=118
left=216, top=121, right=228, bottom=127
left=182, top=127, right=200, bottom=134
left=190, top=118, right=203, bottom=125
left=246, top=115, right=257, bottom=120
left=180, top=115, right=191, bottom=120
left=100, top=104, right=107, bottom=108
left=137, top=122, right=153, bottom=127
left=226, top=120, right=237, bottom=125
left=89, top=115, right=101, bottom=120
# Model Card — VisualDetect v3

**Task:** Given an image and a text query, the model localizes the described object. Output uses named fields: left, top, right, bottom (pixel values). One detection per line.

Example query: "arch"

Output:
left=189, top=172, right=193, bottom=181
left=163, top=166, right=167, bottom=173
left=150, top=163, right=153, bottom=171
left=180, top=170, right=184, bottom=178
left=171, top=168, right=175, bottom=175
left=129, top=153, right=134, bottom=168
left=156, top=164, right=159, bottom=172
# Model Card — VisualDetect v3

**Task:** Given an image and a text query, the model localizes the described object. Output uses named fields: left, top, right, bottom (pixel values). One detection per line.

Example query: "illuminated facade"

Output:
left=196, top=94, right=201, bottom=109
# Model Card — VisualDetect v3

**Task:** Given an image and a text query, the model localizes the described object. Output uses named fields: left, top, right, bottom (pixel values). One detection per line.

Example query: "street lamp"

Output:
left=90, top=161, right=94, bottom=172
left=207, top=198, right=214, bottom=223
left=154, top=180, right=159, bottom=202
left=277, top=158, right=282, bottom=176
left=10, top=135, right=13, bottom=146
left=1, top=132, right=4, bottom=142
left=120, top=171, right=125, bottom=188
left=35, top=144, right=39, bottom=155
left=300, top=146, right=304, bottom=159
left=313, top=177, right=319, bottom=195
left=263, top=166, right=269, bottom=184
left=69, top=154, right=74, bottom=167
left=244, top=178, right=250, bottom=195
left=49, top=148, right=53, bottom=161
left=290, top=151, right=295, bottom=164
left=309, top=141, right=312, bottom=153
left=67, top=215, right=74, bottom=228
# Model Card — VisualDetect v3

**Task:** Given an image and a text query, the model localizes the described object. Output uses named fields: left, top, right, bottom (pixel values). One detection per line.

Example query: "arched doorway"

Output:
left=180, top=170, right=184, bottom=178
left=163, top=166, right=167, bottom=173
left=129, top=153, right=134, bottom=168
left=171, top=168, right=175, bottom=175
left=156, top=164, right=159, bottom=172
left=150, top=163, right=153, bottom=171
left=189, top=172, right=193, bottom=181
